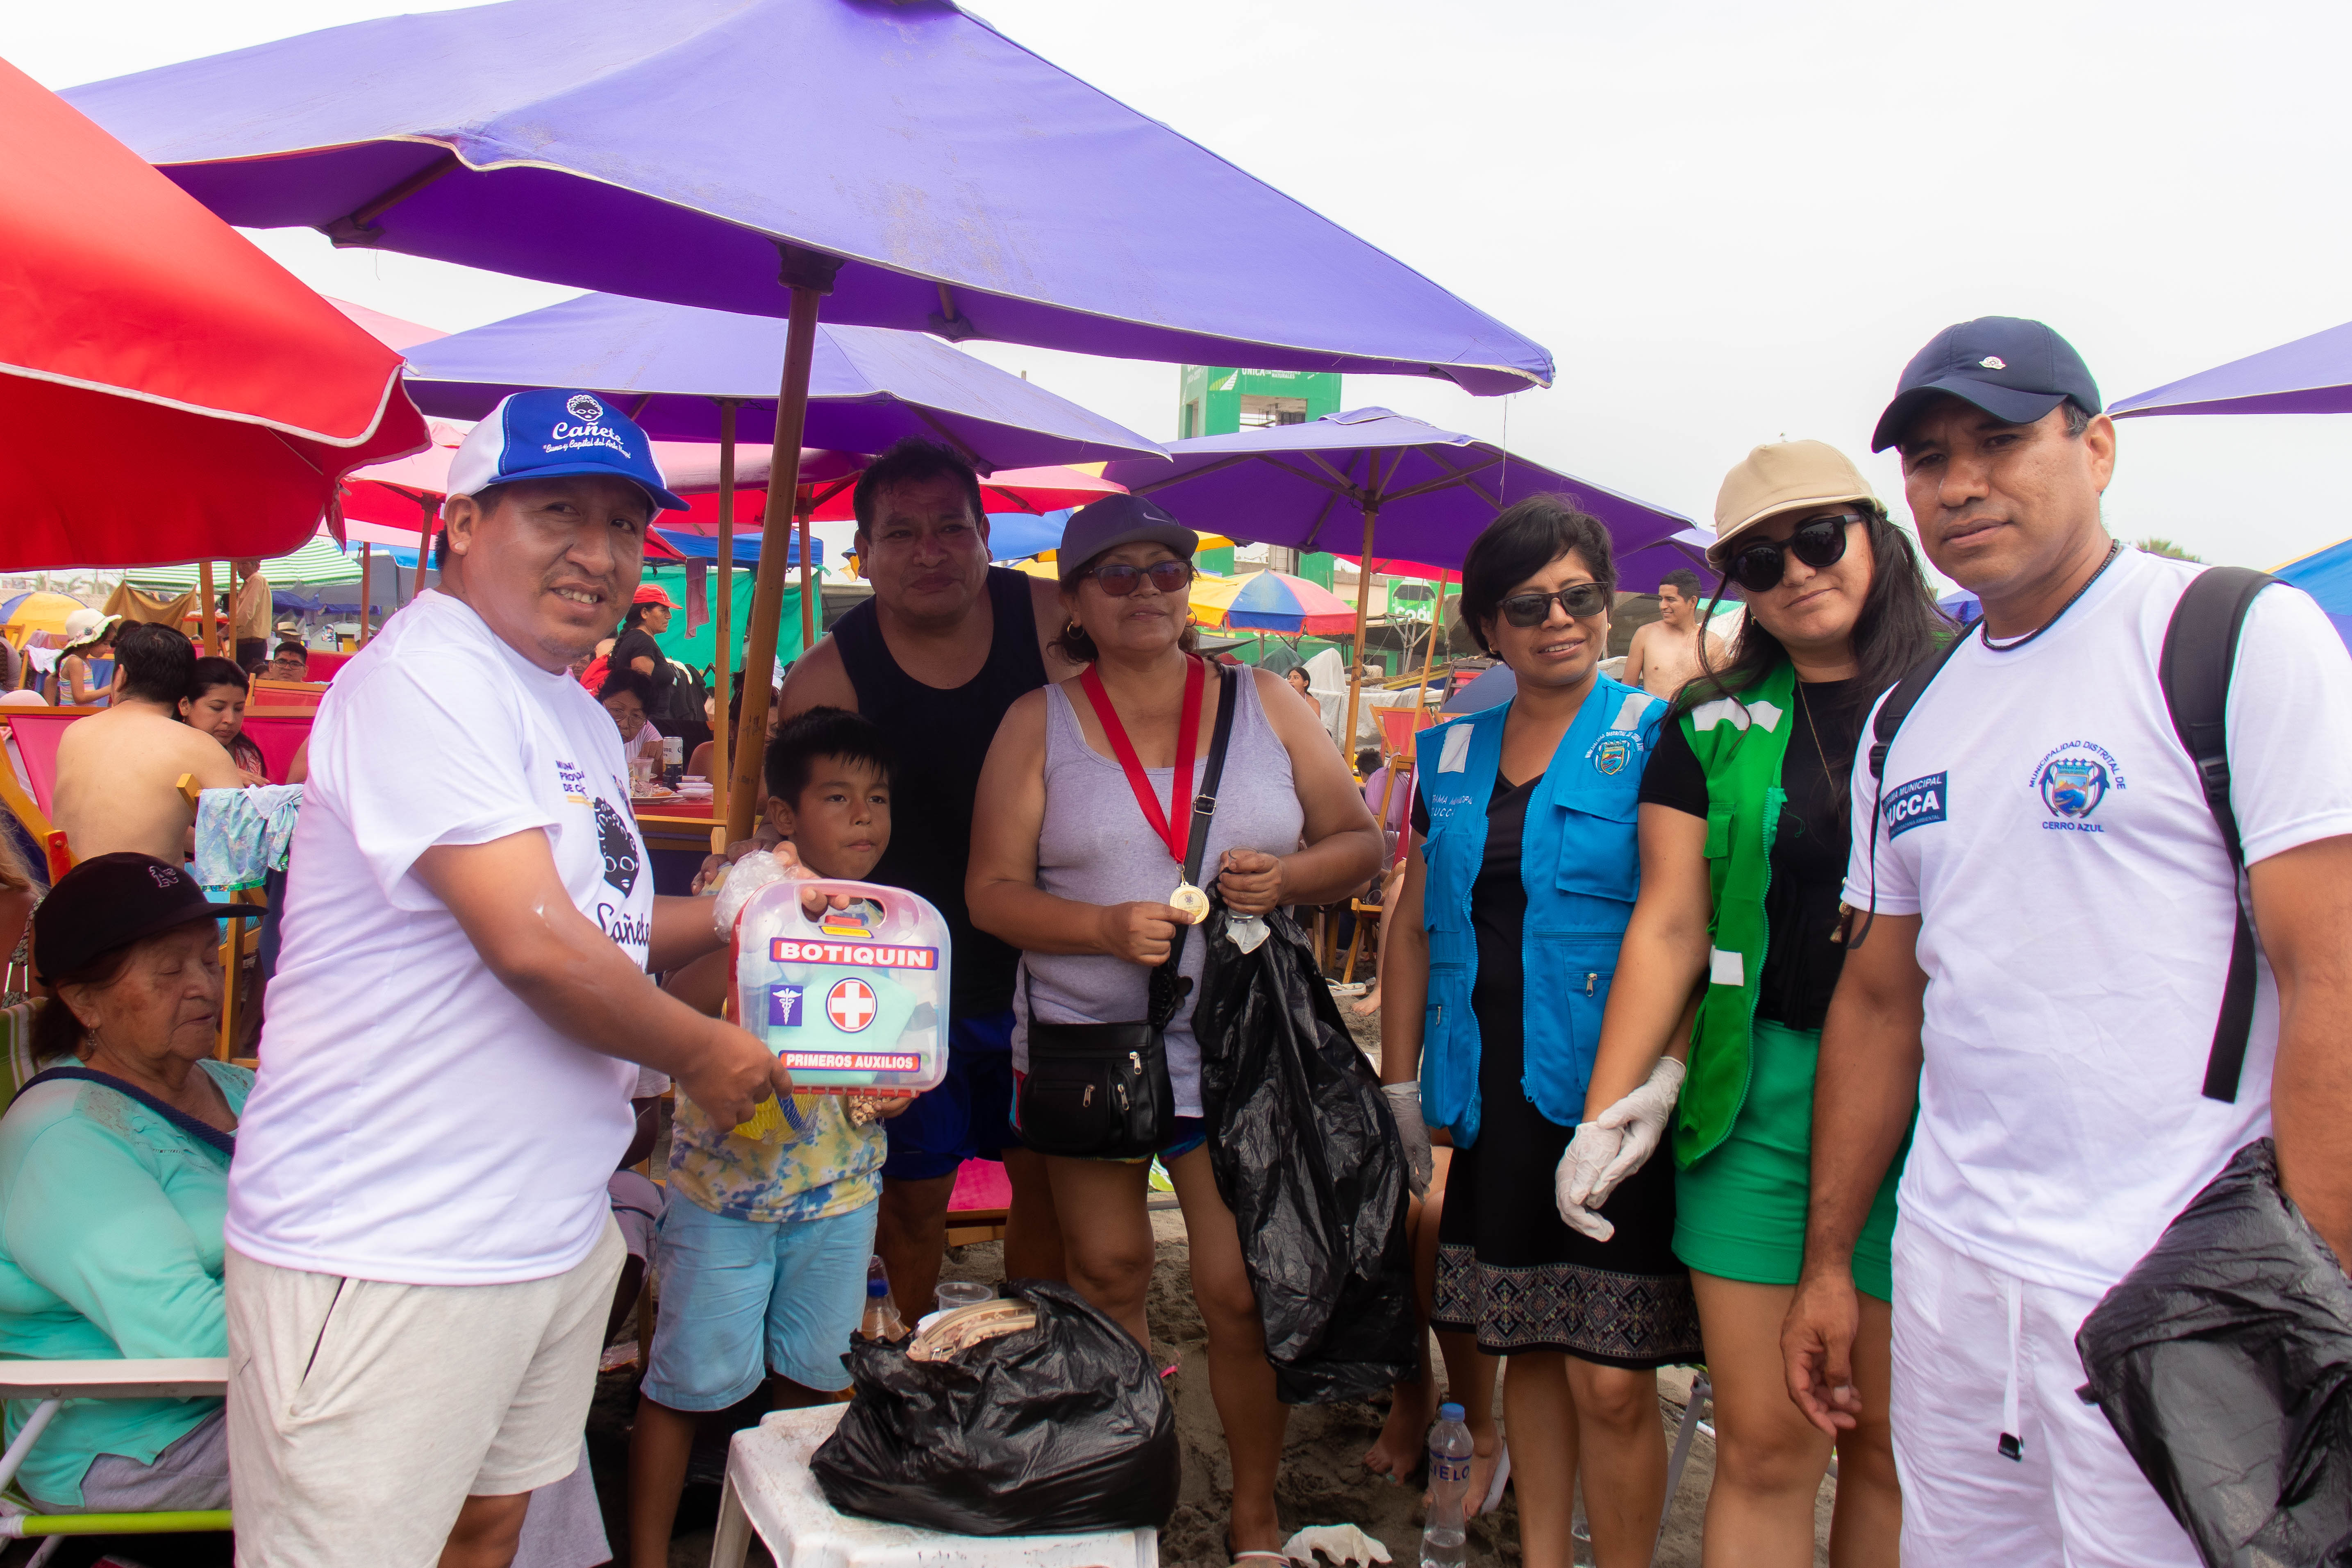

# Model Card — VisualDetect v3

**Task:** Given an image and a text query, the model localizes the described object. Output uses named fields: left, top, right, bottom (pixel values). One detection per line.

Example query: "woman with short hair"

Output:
left=968, top=495, right=1382, bottom=1564
left=1382, top=494, right=1704, bottom=1568
left=1571, top=441, right=1950, bottom=1566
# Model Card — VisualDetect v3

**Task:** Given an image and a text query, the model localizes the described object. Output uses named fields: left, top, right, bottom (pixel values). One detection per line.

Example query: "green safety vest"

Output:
left=1671, top=659, right=1797, bottom=1170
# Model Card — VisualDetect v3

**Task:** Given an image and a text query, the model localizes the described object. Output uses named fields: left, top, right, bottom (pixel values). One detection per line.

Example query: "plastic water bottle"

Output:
left=1420, top=1402, right=1471, bottom=1568
left=859, top=1254, right=906, bottom=1341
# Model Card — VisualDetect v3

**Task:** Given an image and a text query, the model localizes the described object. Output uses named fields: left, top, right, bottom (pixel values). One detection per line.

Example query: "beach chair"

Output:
left=943, top=1159, right=1012, bottom=1248
left=1652, top=1368, right=1713, bottom=1567
left=234, top=711, right=316, bottom=785
left=0, top=1357, right=232, bottom=1563
left=0, top=711, right=102, bottom=880
left=245, top=679, right=325, bottom=709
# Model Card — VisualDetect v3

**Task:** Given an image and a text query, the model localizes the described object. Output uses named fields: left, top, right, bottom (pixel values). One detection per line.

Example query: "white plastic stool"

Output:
left=709, top=1404, right=1161, bottom=1568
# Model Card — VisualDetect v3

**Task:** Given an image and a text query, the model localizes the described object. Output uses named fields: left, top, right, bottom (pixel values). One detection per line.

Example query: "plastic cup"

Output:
left=934, top=1280, right=994, bottom=1314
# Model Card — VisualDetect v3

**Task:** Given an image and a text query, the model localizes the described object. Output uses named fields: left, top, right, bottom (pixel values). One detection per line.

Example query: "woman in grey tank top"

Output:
left=969, top=500, right=1381, bottom=1563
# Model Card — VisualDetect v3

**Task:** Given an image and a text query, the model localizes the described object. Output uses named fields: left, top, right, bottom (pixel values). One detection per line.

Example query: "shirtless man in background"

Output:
left=52, top=622, right=242, bottom=863
left=1623, top=567, right=1724, bottom=698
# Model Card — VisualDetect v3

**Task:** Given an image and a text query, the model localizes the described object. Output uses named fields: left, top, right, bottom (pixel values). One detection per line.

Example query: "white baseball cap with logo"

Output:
left=445, top=389, right=690, bottom=513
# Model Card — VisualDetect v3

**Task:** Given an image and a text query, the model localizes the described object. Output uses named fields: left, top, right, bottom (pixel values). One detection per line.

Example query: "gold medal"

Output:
left=1169, top=881, right=1211, bottom=923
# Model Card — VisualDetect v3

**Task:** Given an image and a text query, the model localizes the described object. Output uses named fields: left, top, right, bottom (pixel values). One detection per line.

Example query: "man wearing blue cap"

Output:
left=225, top=391, right=802, bottom=1566
left=1782, top=321, right=2352, bottom=1563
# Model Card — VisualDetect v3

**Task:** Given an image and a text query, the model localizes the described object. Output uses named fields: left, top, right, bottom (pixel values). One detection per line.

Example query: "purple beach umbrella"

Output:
left=2110, top=320, right=2352, bottom=418
left=1104, top=407, right=1697, bottom=746
left=402, top=291, right=1161, bottom=659
left=67, top=0, right=1552, bottom=835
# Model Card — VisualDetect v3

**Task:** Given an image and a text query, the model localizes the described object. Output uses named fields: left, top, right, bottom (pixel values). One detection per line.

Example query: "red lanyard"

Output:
left=1078, top=656, right=1203, bottom=867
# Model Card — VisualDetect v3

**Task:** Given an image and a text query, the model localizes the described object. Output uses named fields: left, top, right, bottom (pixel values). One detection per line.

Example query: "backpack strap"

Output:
left=2159, top=566, right=2275, bottom=1103
left=1848, top=632, right=1970, bottom=950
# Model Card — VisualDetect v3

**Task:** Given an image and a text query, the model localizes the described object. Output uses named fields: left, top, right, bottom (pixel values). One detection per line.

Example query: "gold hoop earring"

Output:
left=1065, top=621, right=1083, bottom=638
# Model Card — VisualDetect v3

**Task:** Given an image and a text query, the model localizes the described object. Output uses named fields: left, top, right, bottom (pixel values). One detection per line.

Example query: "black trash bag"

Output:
left=2075, top=1138, right=2352, bottom=1568
left=809, top=1278, right=1179, bottom=1536
left=1193, top=901, right=1416, bottom=1405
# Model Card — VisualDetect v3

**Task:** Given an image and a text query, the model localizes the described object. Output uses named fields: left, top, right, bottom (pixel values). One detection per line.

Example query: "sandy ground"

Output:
left=576, top=993, right=1835, bottom=1567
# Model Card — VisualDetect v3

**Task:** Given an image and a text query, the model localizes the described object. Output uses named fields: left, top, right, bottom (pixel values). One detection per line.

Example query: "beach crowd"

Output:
left=4, top=312, right=2349, bottom=1568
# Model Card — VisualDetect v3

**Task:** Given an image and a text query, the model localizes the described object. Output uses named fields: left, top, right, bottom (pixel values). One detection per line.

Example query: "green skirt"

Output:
left=1674, top=1017, right=1906, bottom=1302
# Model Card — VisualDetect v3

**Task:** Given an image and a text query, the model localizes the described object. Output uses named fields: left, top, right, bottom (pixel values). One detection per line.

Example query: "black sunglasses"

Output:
left=1077, top=558, right=1194, bottom=597
left=1498, top=582, right=1612, bottom=627
left=1729, top=513, right=1864, bottom=593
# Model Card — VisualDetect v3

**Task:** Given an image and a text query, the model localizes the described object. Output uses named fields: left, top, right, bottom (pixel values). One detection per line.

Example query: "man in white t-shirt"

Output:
left=225, top=390, right=798, bottom=1567
left=1780, top=318, right=2352, bottom=1566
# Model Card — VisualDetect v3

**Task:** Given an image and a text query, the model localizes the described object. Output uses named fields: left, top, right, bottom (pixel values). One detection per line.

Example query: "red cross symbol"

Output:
left=826, top=978, right=878, bottom=1033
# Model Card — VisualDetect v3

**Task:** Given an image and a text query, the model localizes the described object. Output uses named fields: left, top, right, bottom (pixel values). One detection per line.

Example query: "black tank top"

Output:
left=834, top=567, right=1050, bottom=1020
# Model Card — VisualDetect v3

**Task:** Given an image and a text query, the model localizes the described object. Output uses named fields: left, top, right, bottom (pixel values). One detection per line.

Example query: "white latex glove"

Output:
left=1380, top=1082, right=1434, bottom=1200
left=1556, top=1124, right=1623, bottom=1241
left=710, top=849, right=796, bottom=939
left=1282, top=1524, right=1392, bottom=1566
left=1586, top=1057, right=1686, bottom=1208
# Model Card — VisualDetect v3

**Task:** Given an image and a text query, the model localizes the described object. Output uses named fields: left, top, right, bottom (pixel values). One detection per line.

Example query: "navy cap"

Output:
left=1056, top=494, right=1197, bottom=583
left=447, top=389, right=690, bottom=512
left=1870, top=318, right=2102, bottom=452
left=32, top=853, right=241, bottom=985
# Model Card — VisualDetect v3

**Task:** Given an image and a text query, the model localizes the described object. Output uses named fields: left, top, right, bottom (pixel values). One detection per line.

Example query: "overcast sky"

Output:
left=15, top=0, right=2352, bottom=575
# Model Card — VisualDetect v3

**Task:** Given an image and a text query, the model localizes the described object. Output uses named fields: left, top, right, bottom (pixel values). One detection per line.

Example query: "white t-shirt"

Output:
left=1845, top=548, right=2352, bottom=1295
left=229, top=590, right=650, bottom=1286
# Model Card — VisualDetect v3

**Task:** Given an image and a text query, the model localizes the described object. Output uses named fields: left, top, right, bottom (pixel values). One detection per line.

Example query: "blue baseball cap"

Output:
left=1870, top=317, right=2102, bottom=452
left=446, top=389, right=690, bottom=512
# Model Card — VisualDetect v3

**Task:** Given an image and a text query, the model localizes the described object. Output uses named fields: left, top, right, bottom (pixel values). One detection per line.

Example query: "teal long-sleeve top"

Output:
left=0, top=1061, right=250, bottom=1507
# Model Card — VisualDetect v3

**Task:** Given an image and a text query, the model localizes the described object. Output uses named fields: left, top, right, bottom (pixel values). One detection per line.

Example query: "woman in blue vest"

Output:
left=1383, top=496, right=1703, bottom=1568
left=1566, top=442, right=1949, bottom=1566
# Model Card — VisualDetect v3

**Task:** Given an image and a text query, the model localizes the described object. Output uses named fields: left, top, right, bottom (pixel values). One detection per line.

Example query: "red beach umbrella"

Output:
left=0, top=59, right=426, bottom=570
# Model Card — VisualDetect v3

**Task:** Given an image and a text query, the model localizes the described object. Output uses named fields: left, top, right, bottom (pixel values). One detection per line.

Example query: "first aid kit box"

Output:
left=731, top=878, right=951, bottom=1096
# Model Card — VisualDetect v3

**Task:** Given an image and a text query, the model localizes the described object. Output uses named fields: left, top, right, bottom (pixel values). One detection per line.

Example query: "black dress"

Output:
left=1418, top=770, right=1704, bottom=1368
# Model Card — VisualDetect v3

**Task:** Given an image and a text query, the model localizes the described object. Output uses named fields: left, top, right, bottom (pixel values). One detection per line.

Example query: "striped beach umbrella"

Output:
left=1190, top=571, right=1358, bottom=635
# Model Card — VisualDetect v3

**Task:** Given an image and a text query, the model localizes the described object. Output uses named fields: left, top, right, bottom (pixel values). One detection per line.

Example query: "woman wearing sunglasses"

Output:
left=968, top=495, right=1382, bottom=1566
left=1381, top=496, right=1703, bottom=1568
left=1564, top=442, right=1950, bottom=1566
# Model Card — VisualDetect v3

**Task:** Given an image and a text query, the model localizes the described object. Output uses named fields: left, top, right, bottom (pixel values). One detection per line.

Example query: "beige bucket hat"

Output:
left=1707, top=441, right=1879, bottom=568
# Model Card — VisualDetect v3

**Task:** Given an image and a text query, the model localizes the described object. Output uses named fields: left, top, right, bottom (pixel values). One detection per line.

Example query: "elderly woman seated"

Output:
left=0, top=852, right=246, bottom=1515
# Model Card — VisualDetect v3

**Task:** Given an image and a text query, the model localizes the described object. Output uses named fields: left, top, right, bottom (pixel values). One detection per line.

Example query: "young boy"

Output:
left=629, top=707, right=904, bottom=1565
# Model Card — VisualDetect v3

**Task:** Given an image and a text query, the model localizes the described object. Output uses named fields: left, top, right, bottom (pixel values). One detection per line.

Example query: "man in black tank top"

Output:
left=775, top=439, right=1077, bottom=1318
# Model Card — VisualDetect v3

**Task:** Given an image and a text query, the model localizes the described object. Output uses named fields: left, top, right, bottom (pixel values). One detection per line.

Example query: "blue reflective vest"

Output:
left=1412, top=675, right=1663, bottom=1145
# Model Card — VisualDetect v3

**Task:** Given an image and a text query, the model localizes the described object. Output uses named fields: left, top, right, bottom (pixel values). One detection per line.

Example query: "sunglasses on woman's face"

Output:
left=1080, top=558, right=1194, bottom=597
left=1498, top=581, right=1611, bottom=627
left=1729, top=513, right=1864, bottom=594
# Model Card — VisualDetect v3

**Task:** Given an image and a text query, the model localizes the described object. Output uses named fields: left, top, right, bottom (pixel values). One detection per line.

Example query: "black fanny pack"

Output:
left=1018, top=664, right=1237, bottom=1159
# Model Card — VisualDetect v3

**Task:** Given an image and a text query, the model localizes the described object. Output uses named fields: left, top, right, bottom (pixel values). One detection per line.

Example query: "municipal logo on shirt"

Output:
left=2031, top=741, right=2125, bottom=833
left=555, top=759, right=591, bottom=806
left=1886, top=772, right=1948, bottom=838
left=1587, top=732, right=1638, bottom=776
left=825, top=978, right=879, bottom=1033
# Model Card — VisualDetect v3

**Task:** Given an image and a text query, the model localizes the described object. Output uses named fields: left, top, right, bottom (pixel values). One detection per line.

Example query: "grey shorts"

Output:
left=27, top=1406, right=231, bottom=1515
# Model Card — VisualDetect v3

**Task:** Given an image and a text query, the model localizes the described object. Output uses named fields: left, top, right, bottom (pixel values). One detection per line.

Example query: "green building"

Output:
left=1176, top=367, right=1342, bottom=577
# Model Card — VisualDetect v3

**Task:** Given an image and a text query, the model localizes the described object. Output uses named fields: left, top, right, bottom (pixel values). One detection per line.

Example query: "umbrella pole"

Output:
left=359, top=543, right=373, bottom=648
left=798, top=504, right=817, bottom=654
left=1410, top=578, right=1447, bottom=725
left=713, top=399, right=737, bottom=823
left=1340, top=507, right=1378, bottom=772
left=726, top=281, right=828, bottom=845
left=198, top=562, right=219, bottom=657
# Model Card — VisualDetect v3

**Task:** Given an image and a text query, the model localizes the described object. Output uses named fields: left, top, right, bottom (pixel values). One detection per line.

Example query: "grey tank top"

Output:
left=1014, top=669, right=1303, bottom=1116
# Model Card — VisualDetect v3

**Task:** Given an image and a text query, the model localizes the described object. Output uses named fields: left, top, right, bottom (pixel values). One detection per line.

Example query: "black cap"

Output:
left=32, top=853, right=240, bottom=985
left=1871, top=317, right=2102, bottom=452
left=1055, top=493, right=1198, bottom=583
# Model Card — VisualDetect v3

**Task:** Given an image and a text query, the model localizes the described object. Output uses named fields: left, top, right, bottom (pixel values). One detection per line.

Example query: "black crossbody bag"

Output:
left=1018, top=664, right=1238, bottom=1159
